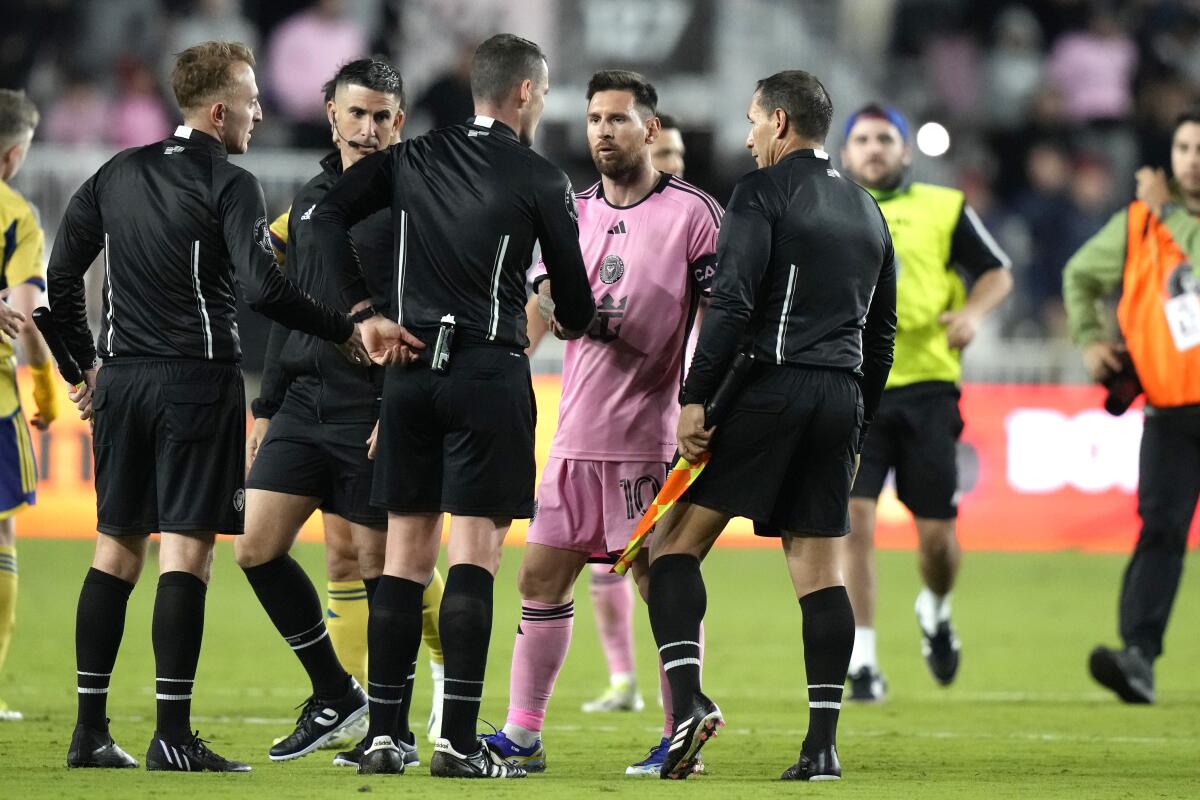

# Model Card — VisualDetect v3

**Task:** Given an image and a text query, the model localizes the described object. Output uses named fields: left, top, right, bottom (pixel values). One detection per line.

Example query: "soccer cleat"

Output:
left=625, top=736, right=704, bottom=776
left=336, top=731, right=420, bottom=768
left=581, top=677, right=645, bottom=713
left=145, top=732, right=251, bottom=772
left=847, top=666, right=888, bottom=702
left=781, top=746, right=842, bottom=781
left=67, top=722, right=138, bottom=768
left=920, top=620, right=961, bottom=685
left=660, top=694, right=724, bottom=780
left=1089, top=645, right=1155, bottom=704
left=0, top=698, right=22, bottom=721
left=430, top=737, right=527, bottom=778
left=357, top=735, right=406, bottom=775
left=320, top=713, right=368, bottom=751
left=480, top=730, right=546, bottom=773
left=268, top=678, right=368, bottom=761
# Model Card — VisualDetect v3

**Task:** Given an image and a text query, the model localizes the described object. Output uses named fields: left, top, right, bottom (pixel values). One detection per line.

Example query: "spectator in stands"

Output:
left=165, top=0, right=260, bottom=77
left=110, top=57, right=172, bottom=150
left=1047, top=5, right=1138, bottom=125
left=42, top=76, right=109, bottom=148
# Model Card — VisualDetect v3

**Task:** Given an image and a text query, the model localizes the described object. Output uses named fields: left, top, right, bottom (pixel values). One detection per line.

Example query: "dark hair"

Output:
left=170, top=41, right=255, bottom=112
left=754, top=70, right=833, bottom=143
left=0, top=89, right=38, bottom=145
left=470, top=33, right=547, bottom=104
left=323, top=58, right=405, bottom=110
left=586, top=70, right=657, bottom=117
left=1175, top=107, right=1200, bottom=132
left=657, top=112, right=679, bottom=131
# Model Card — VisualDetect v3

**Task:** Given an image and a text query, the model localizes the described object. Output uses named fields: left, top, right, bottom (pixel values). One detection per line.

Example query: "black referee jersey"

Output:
left=312, top=116, right=595, bottom=347
left=682, top=149, right=897, bottom=442
left=47, top=125, right=352, bottom=370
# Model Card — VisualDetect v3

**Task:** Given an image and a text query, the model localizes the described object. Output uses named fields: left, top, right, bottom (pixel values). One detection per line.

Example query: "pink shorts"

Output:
left=527, top=457, right=670, bottom=556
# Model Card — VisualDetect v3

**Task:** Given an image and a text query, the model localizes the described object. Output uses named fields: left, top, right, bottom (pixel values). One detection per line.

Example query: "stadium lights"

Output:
left=916, top=121, right=951, bottom=157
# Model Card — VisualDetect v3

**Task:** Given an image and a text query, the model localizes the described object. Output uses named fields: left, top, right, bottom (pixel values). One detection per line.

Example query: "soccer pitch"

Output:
left=0, top=540, right=1196, bottom=798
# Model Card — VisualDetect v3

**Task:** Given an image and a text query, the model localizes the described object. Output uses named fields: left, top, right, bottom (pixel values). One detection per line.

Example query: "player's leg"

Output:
left=68, top=533, right=145, bottom=768
left=1092, top=414, right=1200, bottom=702
left=778, top=534, right=852, bottom=782
left=583, top=564, right=641, bottom=712
left=485, top=542, right=588, bottom=771
left=0, top=407, right=36, bottom=722
left=896, top=387, right=964, bottom=686
left=323, top=513, right=369, bottom=687
left=0, top=517, right=18, bottom=722
left=646, top=501, right=729, bottom=779
left=421, top=566, right=445, bottom=743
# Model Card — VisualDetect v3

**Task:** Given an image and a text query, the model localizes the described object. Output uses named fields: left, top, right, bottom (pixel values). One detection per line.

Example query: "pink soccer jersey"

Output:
left=535, top=173, right=722, bottom=461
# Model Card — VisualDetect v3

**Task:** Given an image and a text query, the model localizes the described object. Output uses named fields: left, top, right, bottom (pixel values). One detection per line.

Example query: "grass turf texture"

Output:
left=0, top=540, right=1196, bottom=798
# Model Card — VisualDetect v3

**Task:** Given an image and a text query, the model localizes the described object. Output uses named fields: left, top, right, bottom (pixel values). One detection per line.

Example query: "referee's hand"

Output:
left=69, top=367, right=99, bottom=422
left=677, top=403, right=713, bottom=464
left=360, top=317, right=425, bottom=365
left=246, top=418, right=270, bottom=476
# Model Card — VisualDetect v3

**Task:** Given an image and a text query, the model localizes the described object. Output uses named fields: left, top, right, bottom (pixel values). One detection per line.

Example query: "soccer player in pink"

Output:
left=481, top=70, right=721, bottom=776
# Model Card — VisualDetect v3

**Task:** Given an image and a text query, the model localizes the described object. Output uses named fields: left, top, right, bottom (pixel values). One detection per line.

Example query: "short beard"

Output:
left=592, top=147, right=642, bottom=181
left=853, top=163, right=906, bottom=192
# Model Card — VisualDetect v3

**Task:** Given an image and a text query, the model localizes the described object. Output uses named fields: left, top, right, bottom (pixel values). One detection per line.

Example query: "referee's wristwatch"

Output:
left=349, top=306, right=378, bottom=323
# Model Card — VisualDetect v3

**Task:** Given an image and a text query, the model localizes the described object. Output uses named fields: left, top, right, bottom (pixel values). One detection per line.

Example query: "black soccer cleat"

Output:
left=660, top=693, right=724, bottom=780
left=921, top=620, right=961, bottom=685
left=336, top=731, right=420, bottom=768
left=356, top=736, right=407, bottom=775
left=67, top=722, right=138, bottom=768
left=847, top=666, right=888, bottom=702
left=1089, top=645, right=1155, bottom=704
left=268, top=678, right=368, bottom=761
left=781, top=745, right=842, bottom=781
left=145, top=732, right=251, bottom=772
left=430, top=737, right=527, bottom=778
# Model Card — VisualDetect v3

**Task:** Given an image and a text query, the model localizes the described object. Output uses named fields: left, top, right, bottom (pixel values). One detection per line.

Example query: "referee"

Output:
left=645, top=70, right=896, bottom=781
left=311, top=34, right=595, bottom=778
left=48, top=42, right=359, bottom=772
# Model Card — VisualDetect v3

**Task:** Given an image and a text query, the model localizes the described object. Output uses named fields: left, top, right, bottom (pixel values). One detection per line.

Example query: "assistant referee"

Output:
left=312, top=33, right=595, bottom=778
left=48, top=41, right=358, bottom=773
left=644, top=70, right=896, bottom=782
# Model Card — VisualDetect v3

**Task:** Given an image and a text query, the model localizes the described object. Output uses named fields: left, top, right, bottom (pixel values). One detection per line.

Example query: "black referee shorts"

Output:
left=685, top=365, right=862, bottom=537
left=850, top=381, right=962, bottom=520
left=372, top=345, right=536, bottom=518
left=246, top=398, right=384, bottom=528
left=92, top=359, right=245, bottom=536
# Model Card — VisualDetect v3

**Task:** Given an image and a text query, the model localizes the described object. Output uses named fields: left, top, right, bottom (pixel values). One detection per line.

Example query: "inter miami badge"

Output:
left=600, top=254, right=624, bottom=284
left=254, top=216, right=273, bottom=255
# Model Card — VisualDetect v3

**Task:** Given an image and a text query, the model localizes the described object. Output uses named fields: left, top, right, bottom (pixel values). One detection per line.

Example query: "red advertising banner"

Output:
left=14, top=371, right=1192, bottom=553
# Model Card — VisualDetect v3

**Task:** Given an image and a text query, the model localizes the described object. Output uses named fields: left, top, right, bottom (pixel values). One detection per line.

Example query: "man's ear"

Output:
left=392, top=108, right=406, bottom=139
left=517, top=78, right=532, bottom=108
left=772, top=107, right=789, bottom=140
left=645, top=115, right=661, bottom=145
left=326, top=100, right=337, bottom=129
left=210, top=101, right=226, bottom=129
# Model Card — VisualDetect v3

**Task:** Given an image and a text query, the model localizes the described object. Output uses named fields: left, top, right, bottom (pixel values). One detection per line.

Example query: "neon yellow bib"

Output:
left=869, top=182, right=966, bottom=388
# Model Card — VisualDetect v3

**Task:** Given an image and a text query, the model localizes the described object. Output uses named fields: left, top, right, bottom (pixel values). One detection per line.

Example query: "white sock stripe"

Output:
left=77, top=687, right=109, bottom=694
left=290, top=628, right=330, bottom=650
left=662, top=657, right=702, bottom=671
left=444, top=677, right=485, bottom=684
left=442, top=693, right=483, bottom=702
left=366, top=695, right=404, bottom=704
left=807, top=684, right=844, bottom=690
left=156, top=677, right=194, bottom=683
left=658, top=640, right=701, bottom=653
left=156, top=693, right=193, bottom=700
left=291, top=618, right=327, bottom=639
left=76, top=670, right=112, bottom=677
left=407, top=673, right=417, bottom=680
left=368, top=682, right=405, bottom=689
left=809, top=701, right=842, bottom=709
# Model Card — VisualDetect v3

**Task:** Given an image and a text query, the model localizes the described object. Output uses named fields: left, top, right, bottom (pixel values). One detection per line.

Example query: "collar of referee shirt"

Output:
left=467, top=115, right=519, bottom=143
left=779, top=148, right=831, bottom=163
left=172, top=125, right=227, bottom=157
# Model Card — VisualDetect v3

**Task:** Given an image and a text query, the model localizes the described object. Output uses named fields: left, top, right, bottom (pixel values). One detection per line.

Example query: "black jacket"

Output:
left=47, top=125, right=351, bottom=369
left=682, top=149, right=897, bottom=446
left=253, top=153, right=391, bottom=422
left=311, top=116, right=595, bottom=349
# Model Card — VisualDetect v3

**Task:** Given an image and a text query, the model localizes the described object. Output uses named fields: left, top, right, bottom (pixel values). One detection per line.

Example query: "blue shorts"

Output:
left=0, top=409, right=37, bottom=520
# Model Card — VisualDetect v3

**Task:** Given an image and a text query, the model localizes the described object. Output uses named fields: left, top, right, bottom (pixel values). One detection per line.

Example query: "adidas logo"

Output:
left=163, top=145, right=185, bottom=155
left=300, top=204, right=316, bottom=221
left=606, top=221, right=628, bottom=235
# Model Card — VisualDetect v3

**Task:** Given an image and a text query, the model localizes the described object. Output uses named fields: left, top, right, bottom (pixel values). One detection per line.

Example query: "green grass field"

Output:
left=0, top=539, right=1197, bottom=798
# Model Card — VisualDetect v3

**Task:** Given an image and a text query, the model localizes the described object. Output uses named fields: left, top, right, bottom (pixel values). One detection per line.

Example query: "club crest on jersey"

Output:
left=600, top=254, right=625, bottom=284
left=565, top=181, right=578, bottom=223
left=254, top=217, right=273, bottom=255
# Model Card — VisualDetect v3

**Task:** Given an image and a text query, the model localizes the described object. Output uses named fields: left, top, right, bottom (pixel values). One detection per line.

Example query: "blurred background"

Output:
left=4, top=0, right=1199, bottom=381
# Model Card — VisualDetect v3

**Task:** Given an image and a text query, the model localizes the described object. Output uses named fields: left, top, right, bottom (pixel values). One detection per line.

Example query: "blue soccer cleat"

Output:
left=625, top=736, right=705, bottom=776
left=479, top=730, right=546, bottom=773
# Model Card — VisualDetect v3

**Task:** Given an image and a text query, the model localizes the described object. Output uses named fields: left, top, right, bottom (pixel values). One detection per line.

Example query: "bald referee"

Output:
left=645, top=70, right=896, bottom=781
left=312, top=33, right=595, bottom=778
left=48, top=41, right=361, bottom=772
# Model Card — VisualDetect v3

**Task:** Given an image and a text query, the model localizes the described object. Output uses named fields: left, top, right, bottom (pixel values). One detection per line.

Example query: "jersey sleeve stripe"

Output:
left=963, top=204, right=1012, bottom=269
left=666, top=177, right=724, bottom=228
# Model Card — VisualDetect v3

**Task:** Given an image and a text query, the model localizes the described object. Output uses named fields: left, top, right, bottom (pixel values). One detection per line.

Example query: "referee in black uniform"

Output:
left=311, top=33, right=595, bottom=778
left=645, top=71, right=897, bottom=782
left=47, top=42, right=359, bottom=772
